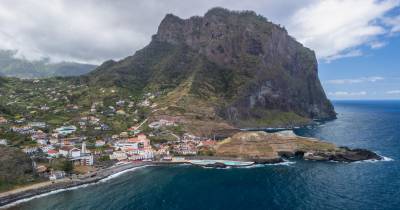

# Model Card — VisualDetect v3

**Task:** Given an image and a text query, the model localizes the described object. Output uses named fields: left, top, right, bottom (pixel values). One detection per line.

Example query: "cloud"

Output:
left=386, top=90, right=400, bottom=94
left=324, top=50, right=363, bottom=63
left=383, top=14, right=400, bottom=34
left=0, top=0, right=398, bottom=63
left=0, top=0, right=314, bottom=63
left=0, top=1, right=153, bottom=63
left=289, top=0, right=399, bottom=61
left=328, top=91, right=367, bottom=97
left=324, top=76, right=384, bottom=85
left=369, top=41, right=387, bottom=49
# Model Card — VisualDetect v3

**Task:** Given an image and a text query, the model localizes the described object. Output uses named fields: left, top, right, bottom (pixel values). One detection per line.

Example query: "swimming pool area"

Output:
left=189, top=160, right=254, bottom=166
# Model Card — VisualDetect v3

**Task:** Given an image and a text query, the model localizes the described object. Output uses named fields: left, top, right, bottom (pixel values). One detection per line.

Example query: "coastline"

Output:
left=0, top=153, right=388, bottom=208
left=0, top=157, right=270, bottom=208
left=0, top=143, right=385, bottom=209
left=0, top=162, right=152, bottom=208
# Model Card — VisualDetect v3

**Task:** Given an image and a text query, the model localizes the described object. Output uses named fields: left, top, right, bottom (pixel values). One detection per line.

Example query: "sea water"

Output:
left=5, top=101, right=400, bottom=210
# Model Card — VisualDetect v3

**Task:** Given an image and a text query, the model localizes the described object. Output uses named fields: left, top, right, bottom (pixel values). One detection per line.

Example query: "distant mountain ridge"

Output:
left=87, top=7, right=335, bottom=128
left=0, top=50, right=97, bottom=79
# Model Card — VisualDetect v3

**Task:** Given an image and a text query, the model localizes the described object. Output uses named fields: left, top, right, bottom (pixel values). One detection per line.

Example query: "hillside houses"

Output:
left=0, top=139, right=7, bottom=145
left=22, top=146, right=39, bottom=154
left=59, top=142, right=94, bottom=165
left=148, top=119, right=176, bottom=129
left=55, top=125, right=77, bottom=135
left=0, top=116, right=7, bottom=124
left=11, top=125, right=34, bottom=134
left=31, top=130, right=48, bottom=141
left=110, top=134, right=154, bottom=161
left=47, top=149, right=59, bottom=158
left=0, top=78, right=227, bottom=183
left=95, top=140, right=106, bottom=147
left=29, top=122, right=47, bottom=128
left=59, top=145, right=81, bottom=158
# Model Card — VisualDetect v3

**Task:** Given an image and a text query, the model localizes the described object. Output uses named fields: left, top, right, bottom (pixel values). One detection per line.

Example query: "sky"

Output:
left=0, top=0, right=399, bottom=99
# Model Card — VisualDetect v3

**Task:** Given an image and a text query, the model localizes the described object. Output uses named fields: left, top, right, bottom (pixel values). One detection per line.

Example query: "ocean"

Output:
left=5, top=100, right=400, bottom=210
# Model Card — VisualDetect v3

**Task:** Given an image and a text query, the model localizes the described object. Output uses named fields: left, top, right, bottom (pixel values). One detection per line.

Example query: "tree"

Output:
left=62, top=160, right=73, bottom=174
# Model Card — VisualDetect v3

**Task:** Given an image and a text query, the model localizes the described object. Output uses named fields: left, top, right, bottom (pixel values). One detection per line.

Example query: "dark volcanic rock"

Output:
left=304, top=148, right=382, bottom=162
left=154, top=8, right=336, bottom=122
left=205, top=162, right=227, bottom=168
left=331, top=148, right=382, bottom=162
left=252, top=157, right=283, bottom=164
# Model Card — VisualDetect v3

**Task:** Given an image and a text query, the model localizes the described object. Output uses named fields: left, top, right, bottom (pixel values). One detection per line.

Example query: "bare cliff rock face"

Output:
left=89, top=7, right=335, bottom=128
left=153, top=8, right=335, bottom=124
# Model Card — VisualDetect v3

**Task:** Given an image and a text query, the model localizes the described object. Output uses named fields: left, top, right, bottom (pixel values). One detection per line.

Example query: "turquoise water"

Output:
left=6, top=101, right=400, bottom=210
left=189, top=160, right=254, bottom=166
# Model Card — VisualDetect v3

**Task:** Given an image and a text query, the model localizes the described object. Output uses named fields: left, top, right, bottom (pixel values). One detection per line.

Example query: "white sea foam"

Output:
left=171, top=163, right=191, bottom=167
left=353, top=155, right=394, bottom=164
left=201, top=166, right=232, bottom=169
left=268, top=160, right=296, bottom=166
left=381, top=156, right=394, bottom=161
left=99, top=165, right=150, bottom=183
left=239, top=160, right=296, bottom=168
left=241, top=164, right=266, bottom=169
left=215, top=166, right=232, bottom=170
left=0, top=165, right=150, bottom=209
left=0, top=183, right=93, bottom=209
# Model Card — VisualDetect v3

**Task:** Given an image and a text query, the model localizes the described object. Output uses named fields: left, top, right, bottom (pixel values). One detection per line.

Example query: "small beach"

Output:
left=0, top=162, right=150, bottom=208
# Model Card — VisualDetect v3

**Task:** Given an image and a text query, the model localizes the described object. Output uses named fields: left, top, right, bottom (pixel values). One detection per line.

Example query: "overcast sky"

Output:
left=0, top=0, right=399, bottom=99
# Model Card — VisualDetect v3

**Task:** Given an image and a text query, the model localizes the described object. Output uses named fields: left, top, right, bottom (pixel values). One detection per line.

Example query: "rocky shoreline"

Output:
left=302, top=147, right=382, bottom=162
left=212, top=131, right=382, bottom=164
left=0, top=130, right=383, bottom=208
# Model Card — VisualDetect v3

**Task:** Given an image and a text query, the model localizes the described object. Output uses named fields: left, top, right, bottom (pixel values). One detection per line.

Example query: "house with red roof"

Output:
left=47, top=149, right=59, bottom=158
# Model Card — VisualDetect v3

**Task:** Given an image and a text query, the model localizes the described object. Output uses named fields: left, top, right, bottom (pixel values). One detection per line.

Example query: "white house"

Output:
left=70, top=148, right=81, bottom=158
left=49, top=171, right=65, bottom=181
left=0, top=139, right=7, bottom=145
left=55, top=125, right=77, bottom=135
left=79, top=154, right=94, bottom=166
left=110, top=151, right=127, bottom=161
left=114, top=141, right=139, bottom=151
left=95, top=140, right=106, bottom=147
left=22, top=147, right=38, bottom=154
left=36, top=139, right=48, bottom=145
left=59, top=146, right=81, bottom=158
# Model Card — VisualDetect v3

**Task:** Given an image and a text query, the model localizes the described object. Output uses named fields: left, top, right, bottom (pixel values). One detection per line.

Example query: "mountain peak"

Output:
left=204, top=7, right=231, bottom=17
left=89, top=8, right=335, bottom=130
left=204, top=7, right=259, bottom=19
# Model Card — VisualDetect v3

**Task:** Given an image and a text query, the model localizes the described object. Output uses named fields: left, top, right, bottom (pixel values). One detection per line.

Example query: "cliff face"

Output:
left=89, top=7, right=335, bottom=128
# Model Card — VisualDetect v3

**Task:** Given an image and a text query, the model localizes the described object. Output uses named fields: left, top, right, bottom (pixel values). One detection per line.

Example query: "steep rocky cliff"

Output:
left=88, top=7, right=335, bottom=128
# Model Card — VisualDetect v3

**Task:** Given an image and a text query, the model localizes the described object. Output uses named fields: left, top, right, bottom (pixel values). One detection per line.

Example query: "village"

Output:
left=0, top=79, right=217, bottom=181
